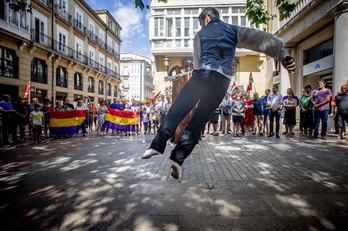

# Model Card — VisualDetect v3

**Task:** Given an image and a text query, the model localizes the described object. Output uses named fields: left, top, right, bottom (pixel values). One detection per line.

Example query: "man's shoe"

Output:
left=141, top=148, right=160, bottom=159
left=213, top=133, right=219, bottom=136
left=268, top=134, right=274, bottom=138
left=276, top=134, right=280, bottom=138
left=260, top=133, right=264, bottom=136
left=282, top=132, right=286, bottom=135
left=171, top=163, right=182, bottom=179
left=320, top=136, right=327, bottom=140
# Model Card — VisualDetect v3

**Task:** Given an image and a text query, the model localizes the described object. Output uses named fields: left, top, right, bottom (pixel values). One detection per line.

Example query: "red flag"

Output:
left=246, top=72, right=253, bottom=92
left=24, top=81, right=31, bottom=99
left=229, top=82, right=239, bottom=98
left=141, top=91, right=161, bottom=104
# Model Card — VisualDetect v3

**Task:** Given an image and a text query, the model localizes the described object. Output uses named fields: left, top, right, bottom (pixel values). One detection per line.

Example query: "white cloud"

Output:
left=112, top=1, right=145, bottom=39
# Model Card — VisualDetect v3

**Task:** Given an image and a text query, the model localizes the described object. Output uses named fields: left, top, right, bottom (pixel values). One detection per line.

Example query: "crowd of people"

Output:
left=0, top=93, right=172, bottom=145
left=0, top=80, right=347, bottom=145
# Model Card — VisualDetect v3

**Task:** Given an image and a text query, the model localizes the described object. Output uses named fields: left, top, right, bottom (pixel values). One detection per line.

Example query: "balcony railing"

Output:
left=0, top=13, right=6, bottom=21
left=9, top=15, right=18, bottom=26
left=88, top=86, right=95, bottom=93
left=74, top=84, right=83, bottom=91
left=279, top=0, right=313, bottom=28
left=113, top=50, right=120, bottom=59
left=31, top=73, right=47, bottom=84
left=31, top=29, right=121, bottom=80
left=20, top=21, right=29, bottom=31
left=38, top=0, right=50, bottom=7
left=54, top=4, right=71, bottom=24
left=98, top=38, right=106, bottom=49
left=87, top=30, right=98, bottom=43
left=73, top=19, right=86, bottom=34
left=98, top=88, right=104, bottom=95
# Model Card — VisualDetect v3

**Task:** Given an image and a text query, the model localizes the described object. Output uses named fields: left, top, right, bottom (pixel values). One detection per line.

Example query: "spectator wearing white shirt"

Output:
left=267, top=85, right=283, bottom=138
left=156, top=94, right=169, bottom=125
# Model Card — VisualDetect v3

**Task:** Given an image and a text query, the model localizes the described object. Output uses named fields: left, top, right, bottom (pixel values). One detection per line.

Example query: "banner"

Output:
left=230, top=82, right=239, bottom=98
left=141, top=91, right=161, bottom=104
left=24, top=81, right=31, bottom=99
left=246, top=72, right=254, bottom=92
left=50, top=110, right=88, bottom=135
left=103, top=108, right=138, bottom=131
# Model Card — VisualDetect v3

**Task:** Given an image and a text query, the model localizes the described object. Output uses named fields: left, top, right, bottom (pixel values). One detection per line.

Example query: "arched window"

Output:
left=74, top=72, right=83, bottom=90
left=31, top=58, right=47, bottom=83
left=114, top=85, right=117, bottom=97
left=56, top=67, right=67, bottom=87
left=98, top=80, right=104, bottom=95
left=0, top=46, right=18, bottom=78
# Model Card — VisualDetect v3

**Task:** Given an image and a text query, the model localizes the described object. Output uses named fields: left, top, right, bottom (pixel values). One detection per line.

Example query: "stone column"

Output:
left=333, top=1, right=348, bottom=94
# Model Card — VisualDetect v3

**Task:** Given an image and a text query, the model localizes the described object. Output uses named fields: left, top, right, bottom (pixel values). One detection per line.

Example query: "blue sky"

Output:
left=86, top=0, right=153, bottom=59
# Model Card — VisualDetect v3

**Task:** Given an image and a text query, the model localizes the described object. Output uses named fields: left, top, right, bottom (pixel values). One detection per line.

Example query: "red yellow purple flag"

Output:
left=103, top=108, right=138, bottom=131
left=50, top=110, right=88, bottom=135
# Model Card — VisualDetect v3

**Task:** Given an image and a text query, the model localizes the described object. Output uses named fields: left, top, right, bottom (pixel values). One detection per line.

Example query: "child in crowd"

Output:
left=29, top=104, right=45, bottom=144
left=141, top=107, right=150, bottom=134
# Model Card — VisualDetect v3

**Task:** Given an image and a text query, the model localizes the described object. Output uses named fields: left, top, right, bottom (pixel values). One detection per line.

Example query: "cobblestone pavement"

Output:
left=1, top=130, right=348, bottom=230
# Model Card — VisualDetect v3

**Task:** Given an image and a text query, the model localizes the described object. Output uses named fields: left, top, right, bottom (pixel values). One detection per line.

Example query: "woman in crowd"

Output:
left=42, top=99, right=54, bottom=139
left=299, top=85, right=313, bottom=137
left=75, top=100, right=88, bottom=136
left=283, top=92, right=298, bottom=137
left=232, top=94, right=245, bottom=137
left=242, top=94, right=254, bottom=136
left=98, top=100, right=107, bottom=135
left=89, top=102, right=98, bottom=131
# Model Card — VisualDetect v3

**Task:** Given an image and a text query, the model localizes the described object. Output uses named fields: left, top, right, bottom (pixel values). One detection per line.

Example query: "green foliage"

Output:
left=135, top=0, right=167, bottom=10
left=245, top=0, right=296, bottom=26
left=6, top=0, right=32, bottom=13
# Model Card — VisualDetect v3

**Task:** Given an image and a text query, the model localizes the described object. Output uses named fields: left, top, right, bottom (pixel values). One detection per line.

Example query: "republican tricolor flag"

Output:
left=229, top=82, right=239, bottom=98
left=246, top=72, right=254, bottom=92
left=50, top=110, right=88, bottom=135
left=104, top=108, right=139, bottom=132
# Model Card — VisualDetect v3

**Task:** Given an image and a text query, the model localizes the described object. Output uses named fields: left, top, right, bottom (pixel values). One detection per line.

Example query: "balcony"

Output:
left=54, top=4, right=71, bottom=24
left=107, top=45, right=113, bottom=53
left=73, top=19, right=86, bottom=34
left=74, top=84, right=83, bottom=91
left=113, top=50, right=120, bottom=59
left=98, top=38, right=106, bottom=49
left=30, top=29, right=121, bottom=81
left=0, top=13, right=6, bottom=21
left=87, top=30, right=98, bottom=43
left=38, top=0, right=50, bottom=7
left=9, top=15, right=18, bottom=26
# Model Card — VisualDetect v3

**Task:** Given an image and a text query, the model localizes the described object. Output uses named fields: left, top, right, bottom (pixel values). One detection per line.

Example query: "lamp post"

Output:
left=164, top=57, right=170, bottom=74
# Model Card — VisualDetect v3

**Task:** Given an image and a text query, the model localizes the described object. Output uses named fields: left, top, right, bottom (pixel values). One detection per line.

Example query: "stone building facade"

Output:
left=0, top=0, right=122, bottom=103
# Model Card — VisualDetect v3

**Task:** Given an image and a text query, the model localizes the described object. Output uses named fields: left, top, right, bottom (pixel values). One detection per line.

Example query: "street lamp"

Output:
left=164, top=57, right=170, bottom=73
left=146, top=64, right=151, bottom=73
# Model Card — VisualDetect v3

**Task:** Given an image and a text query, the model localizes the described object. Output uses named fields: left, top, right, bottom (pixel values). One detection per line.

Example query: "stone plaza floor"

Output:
left=0, top=129, right=348, bottom=230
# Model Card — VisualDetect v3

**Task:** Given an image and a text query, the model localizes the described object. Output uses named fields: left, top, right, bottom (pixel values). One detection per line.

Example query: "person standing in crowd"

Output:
left=13, top=96, right=28, bottom=142
left=209, top=107, right=221, bottom=136
left=29, top=104, right=45, bottom=144
left=252, top=92, right=265, bottom=136
left=82, top=97, right=91, bottom=132
left=75, top=100, right=88, bottom=137
left=282, top=88, right=299, bottom=135
left=311, top=79, right=332, bottom=140
left=98, top=100, right=108, bottom=135
left=283, top=92, right=298, bottom=137
left=156, top=94, right=169, bottom=125
left=0, top=94, right=20, bottom=144
left=110, top=97, right=122, bottom=110
left=299, top=85, right=313, bottom=137
left=334, top=84, right=348, bottom=140
left=89, top=102, right=98, bottom=131
left=141, top=107, right=150, bottom=134
left=42, top=99, right=54, bottom=139
left=151, top=101, right=160, bottom=134
left=262, top=89, right=271, bottom=134
left=141, top=7, right=295, bottom=179
left=64, top=98, right=74, bottom=110
left=144, top=101, right=153, bottom=134
left=242, top=94, right=254, bottom=136
left=131, top=101, right=141, bottom=134
left=54, top=101, right=62, bottom=111
left=220, top=93, right=232, bottom=134
left=267, top=85, right=283, bottom=138
left=232, top=94, right=245, bottom=137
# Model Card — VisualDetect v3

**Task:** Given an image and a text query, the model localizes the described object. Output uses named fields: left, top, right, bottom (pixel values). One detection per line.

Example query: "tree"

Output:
left=8, top=0, right=295, bottom=26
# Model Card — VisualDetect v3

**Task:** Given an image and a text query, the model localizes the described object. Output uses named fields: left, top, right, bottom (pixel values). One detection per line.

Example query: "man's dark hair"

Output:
left=318, top=79, right=326, bottom=84
left=198, top=7, right=220, bottom=21
left=34, top=104, right=41, bottom=108
left=304, top=84, right=312, bottom=89
left=272, top=85, right=278, bottom=89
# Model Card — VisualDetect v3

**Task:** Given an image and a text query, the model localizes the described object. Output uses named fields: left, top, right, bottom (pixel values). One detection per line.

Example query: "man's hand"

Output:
left=282, top=56, right=296, bottom=74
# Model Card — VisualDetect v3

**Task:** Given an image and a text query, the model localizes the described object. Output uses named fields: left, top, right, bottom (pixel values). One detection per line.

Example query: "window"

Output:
left=241, top=16, right=246, bottom=26
left=20, top=10, right=28, bottom=30
left=304, top=39, right=333, bottom=64
left=184, top=40, right=190, bottom=47
left=154, top=18, right=164, bottom=37
left=89, top=50, right=94, bottom=67
left=166, top=40, right=172, bottom=48
left=168, top=9, right=180, bottom=15
left=88, top=77, right=94, bottom=93
left=75, top=11, right=82, bottom=30
left=167, top=18, right=173, bottom=37
left=108, top=21, right=112, bottom=28
left=217, top=8, right=228, bottom=14
left=184, top=18, right=190, bottom=37
left=98, top=80, right=104, bottom=95
left=74, top=72, right=83, bottom=90
left=154, top=41, right=164, bottom=48
left=222, top=16, right=229, bottom=23
left=114, top=85, right=117, bottom=97
left=0, top=46, right=18, bottom=78
left=184, top=9, right=198, bottom=14
left=107, top=83, right=111, bottom=96
left=58, top=32, right=66, bottom=54
left=193, top=18, right=199, bottom=35
left=175, top=40, right=181, bottom=47
left=56, top=67, right=67, bottom=87
left=75, top=42, right=82, bottom=61
left=31, top=58, right=47, bottom=83
left=175, top=18, right=181, bottom=36
left=232, top=16, right=238, bottom=25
